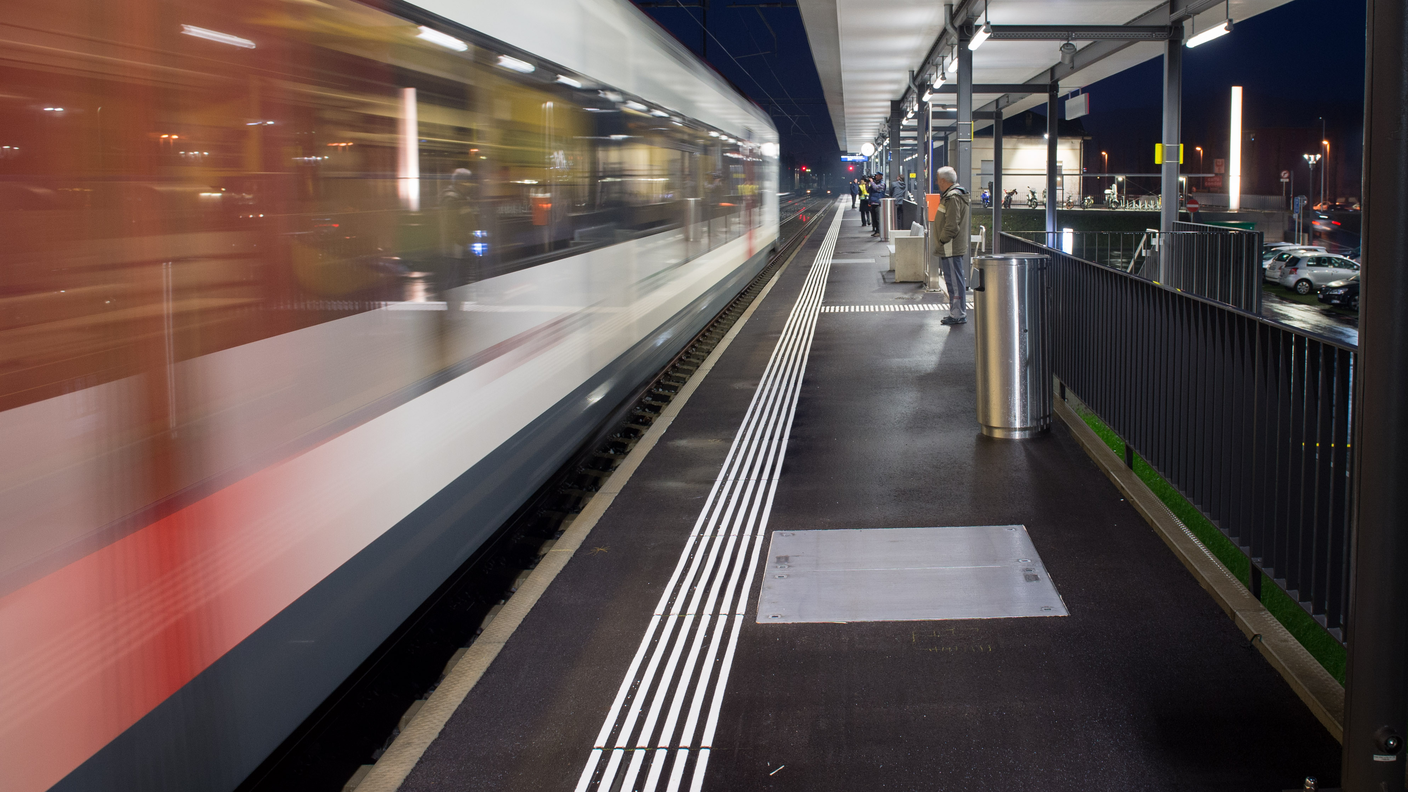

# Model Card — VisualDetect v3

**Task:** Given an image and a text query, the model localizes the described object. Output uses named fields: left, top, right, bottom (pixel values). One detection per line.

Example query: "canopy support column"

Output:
left=1045, top=82, right=1058, bottom=240
left=1343, top=0, right=1408, bottom=787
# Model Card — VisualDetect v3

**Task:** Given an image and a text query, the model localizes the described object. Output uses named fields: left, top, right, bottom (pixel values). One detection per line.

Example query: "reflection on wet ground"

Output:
left=1260, top=289, right=1358, bottom=347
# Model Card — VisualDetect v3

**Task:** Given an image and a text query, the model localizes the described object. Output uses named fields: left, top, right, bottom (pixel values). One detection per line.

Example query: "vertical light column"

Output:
left=399, top=87, right=420, bottom=211
left=1229, top=86, right=1242, bottom=212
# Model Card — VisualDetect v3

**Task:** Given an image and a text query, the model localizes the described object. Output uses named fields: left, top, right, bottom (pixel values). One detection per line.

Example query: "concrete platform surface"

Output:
left=399, top=201, right=1341, bottom=792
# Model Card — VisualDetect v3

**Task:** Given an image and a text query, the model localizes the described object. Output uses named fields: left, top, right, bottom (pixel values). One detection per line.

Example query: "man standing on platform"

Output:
left=848, top=178, right=858, bottom=209
left=931, top=166, right=970, bottom=325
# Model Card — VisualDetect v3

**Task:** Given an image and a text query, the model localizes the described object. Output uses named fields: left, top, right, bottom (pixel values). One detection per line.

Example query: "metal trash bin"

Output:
left=971, top=254, right=1051, bottom=439
left=880, top=197, right=895, bottom=241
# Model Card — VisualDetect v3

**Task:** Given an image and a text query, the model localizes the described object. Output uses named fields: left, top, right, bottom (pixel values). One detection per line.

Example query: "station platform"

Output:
left=384, top=200, right=1340, bottom=791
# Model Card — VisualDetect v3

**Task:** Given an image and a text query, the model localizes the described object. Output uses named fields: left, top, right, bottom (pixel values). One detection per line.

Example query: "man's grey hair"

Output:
left=936, top=166, right=958, bottom=185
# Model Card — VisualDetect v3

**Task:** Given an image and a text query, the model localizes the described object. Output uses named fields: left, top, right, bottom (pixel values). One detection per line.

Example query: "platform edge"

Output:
left=350, top=230, right=806, bottom=792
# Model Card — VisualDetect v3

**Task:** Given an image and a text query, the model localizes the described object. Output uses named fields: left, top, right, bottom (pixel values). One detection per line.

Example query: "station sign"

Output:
left=1065, top=93, right=1090, bottom=120
left=840, top=155, right=867, bottom=162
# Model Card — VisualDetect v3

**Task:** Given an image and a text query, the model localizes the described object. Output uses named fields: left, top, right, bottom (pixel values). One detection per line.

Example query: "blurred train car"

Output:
left=0, top=1, right=779, bottom=789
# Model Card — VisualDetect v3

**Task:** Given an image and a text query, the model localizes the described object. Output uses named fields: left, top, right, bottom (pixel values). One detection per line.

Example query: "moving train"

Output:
left=0, top=1, right=778, bottom=789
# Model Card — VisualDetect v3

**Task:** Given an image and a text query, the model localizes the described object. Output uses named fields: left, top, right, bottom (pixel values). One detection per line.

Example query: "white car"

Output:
left=1276, top=253, right=1360, bottom=295
left=1264, top=246, right=1328, bottom=281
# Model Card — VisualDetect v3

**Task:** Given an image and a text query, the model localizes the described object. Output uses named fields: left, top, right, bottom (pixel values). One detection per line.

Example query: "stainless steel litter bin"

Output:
left=971, top=254, right=1051, bottom=439
left=880, top=197, right=895, bottom=241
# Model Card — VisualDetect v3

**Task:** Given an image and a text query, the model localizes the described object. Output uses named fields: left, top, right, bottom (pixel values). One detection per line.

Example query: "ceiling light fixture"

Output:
left=1186, top=18, right=1232, bottom=47
left=968, top=0, right=992, bottom=50
left=556, top=75, right=582, bottom=88
left=969, top=22, right=992, bottom=50
left=1186, top=0, right=1234, bottom=48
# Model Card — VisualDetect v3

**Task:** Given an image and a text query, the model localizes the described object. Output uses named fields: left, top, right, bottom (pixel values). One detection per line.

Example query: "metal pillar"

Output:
left=921, top=96, right=932, bottom=198
left=993, top=107, right=1003, bottom=253
left=1159, top=29, right=1182, bottom=281
left=1342, top=0, right=1408, bottom=787
left=957, top=28, right=973, bottom=190
left=1045, top=82, right=1058, bottom=240
left=889, top=101, right=902, bottom=186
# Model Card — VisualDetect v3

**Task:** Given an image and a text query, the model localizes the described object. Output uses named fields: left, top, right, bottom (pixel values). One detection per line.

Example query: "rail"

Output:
left=1004, top=225, right=1263, bottom=314
left=1002, top=232, right=1355, bottom=637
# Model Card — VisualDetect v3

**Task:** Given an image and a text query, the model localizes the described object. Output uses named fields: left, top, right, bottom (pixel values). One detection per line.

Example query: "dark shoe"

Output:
left=870, top=232, right=880, bottom=237
left=940, top=316, right=967, bottom=326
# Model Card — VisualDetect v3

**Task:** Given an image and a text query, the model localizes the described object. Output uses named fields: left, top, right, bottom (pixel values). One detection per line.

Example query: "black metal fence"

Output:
left=1005, top=225, right=1263, bottom=313
left=1002, top=233, right=1356, bottom=637
left=1167, top=221, right=1263, bottom=314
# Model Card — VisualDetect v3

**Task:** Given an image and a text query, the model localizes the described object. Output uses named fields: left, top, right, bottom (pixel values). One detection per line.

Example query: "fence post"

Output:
left=1342, top=0, right=1408, bottom=786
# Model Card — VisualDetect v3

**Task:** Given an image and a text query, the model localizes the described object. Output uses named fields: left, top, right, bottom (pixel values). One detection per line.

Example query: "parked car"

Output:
left=1277, top=254, right=1360, bottom=295
left=1317, top=274, right=1360, bottom=311
left=1264, top=246, right=1328, bottom=280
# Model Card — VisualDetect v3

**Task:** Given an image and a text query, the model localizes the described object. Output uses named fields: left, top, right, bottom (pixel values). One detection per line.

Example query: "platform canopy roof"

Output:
left=797, top=0, right=1294, bottom=153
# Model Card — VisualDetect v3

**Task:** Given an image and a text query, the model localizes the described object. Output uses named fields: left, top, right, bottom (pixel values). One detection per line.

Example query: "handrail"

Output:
left=1004, top=231, right=1358, bottom=637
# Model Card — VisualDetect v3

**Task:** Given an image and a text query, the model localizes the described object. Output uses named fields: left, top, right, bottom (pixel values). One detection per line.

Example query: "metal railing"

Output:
left=1003, top=233, right=1356, bottom=637
left=1168, top=221, right=1263, bottom=314
left=1005, top=225, right=1263, bottom=313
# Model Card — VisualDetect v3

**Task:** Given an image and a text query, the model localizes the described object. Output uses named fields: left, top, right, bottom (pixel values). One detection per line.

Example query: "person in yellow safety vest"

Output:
left=858, top=179, right=871, bottom=228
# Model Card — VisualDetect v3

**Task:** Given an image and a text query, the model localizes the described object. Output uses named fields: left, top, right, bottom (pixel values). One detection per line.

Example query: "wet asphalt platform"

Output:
left=399, top=201, right=1341, bottom=791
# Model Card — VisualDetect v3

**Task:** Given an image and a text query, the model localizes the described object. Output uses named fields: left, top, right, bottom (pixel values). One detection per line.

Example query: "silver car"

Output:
left=1276, top=254, right=1360, bottom=294
left=1264, top=246, right=1327, bottom=281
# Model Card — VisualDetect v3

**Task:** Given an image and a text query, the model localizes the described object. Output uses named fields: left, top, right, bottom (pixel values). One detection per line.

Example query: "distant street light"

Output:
left=1194, top=146, right=1203, bottom=189
left=1303, top=153, right=1321, bottom=218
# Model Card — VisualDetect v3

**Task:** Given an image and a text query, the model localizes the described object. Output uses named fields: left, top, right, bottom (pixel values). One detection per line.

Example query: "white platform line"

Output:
left=576, top=206, right=844, bottom=792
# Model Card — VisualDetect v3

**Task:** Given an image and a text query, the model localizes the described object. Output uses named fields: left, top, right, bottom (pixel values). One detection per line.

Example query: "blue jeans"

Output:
left=940, top=255, right=967, bottom=319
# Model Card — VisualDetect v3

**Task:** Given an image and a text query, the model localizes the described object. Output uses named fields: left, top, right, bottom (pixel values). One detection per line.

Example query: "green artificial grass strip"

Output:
left=1262, top=581, right=1348, bottom=684
left=1070, top=401, right=1346, bottom=683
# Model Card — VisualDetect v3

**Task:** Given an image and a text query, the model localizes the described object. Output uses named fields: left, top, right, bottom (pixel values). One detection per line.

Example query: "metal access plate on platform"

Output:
left=757, top=526, right=1067, bottom=623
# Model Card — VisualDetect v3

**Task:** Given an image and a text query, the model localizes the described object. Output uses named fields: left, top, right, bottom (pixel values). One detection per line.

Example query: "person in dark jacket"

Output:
left=848, top=179, right=858, bottom=209
left=868, top=174, right=884, bottom=236
left=892, top=176, right=909, bottom=229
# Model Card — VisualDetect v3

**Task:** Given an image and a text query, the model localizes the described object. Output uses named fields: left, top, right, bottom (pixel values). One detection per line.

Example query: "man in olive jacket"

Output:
left=931, top=165, right=970, bottom=325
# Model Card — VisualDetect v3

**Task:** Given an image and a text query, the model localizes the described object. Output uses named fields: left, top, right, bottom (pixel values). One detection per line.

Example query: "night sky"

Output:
left=629, top=0, right=1366, bottom=197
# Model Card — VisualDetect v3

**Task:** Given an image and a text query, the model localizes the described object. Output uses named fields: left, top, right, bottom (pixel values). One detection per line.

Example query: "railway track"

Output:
left=237, top=196, right=837, bottom=792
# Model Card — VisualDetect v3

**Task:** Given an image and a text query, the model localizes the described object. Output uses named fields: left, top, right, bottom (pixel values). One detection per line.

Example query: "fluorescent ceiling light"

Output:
left=181, top=24, right=255, bottom=49
left=969, top=23, right=991, bottom=50
left=1186, top=18, right=1233, bottom=47
left=624, top=100, right=648, bottom=112
left=709, top=131, right=720, bottom=137
left=497, top=55, right=534, bottom=73
left=556, top=75, right=582, bottom=88
left=922, top=91, right=933, bottom=103
left=650, top=109, right=669, bottom=117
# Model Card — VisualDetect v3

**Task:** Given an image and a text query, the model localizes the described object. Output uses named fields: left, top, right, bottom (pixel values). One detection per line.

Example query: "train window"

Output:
left=0, top=0, right=761, bottom=412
